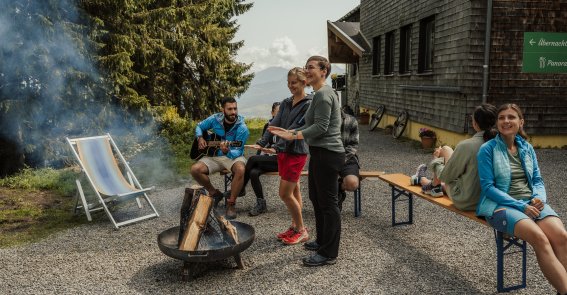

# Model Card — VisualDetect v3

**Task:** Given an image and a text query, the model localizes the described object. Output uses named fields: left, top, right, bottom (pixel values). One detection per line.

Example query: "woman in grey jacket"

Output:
left=250, top=67, right=312, bottom=245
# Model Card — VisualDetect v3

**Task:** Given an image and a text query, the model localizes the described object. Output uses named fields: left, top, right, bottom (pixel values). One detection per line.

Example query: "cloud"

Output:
left=238, top=36, right=302, bottom=72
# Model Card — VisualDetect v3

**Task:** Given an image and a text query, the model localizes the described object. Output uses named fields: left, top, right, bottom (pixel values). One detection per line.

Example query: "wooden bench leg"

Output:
left=354, top=186, right=361, bottom=217
left=495, top=230, right=527, bottom=292
left=390, top=185, right=413, bottom=226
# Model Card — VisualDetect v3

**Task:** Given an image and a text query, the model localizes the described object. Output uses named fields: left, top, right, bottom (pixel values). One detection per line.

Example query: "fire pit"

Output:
left=158, top=222, right=255, bottom=280
left=158, top=187, right=255, bottom=281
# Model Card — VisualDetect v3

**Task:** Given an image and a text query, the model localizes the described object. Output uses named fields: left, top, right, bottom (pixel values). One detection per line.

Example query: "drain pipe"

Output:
left=482, top=0, right=493, bottom=103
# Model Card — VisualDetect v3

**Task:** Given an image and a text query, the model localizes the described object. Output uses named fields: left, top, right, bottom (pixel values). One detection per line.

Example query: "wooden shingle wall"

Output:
left=489, top=0, right=567, bottom=135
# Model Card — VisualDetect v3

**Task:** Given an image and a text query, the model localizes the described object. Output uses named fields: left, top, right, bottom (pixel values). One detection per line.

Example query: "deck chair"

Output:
left=66, top=134, right=159, bottom=229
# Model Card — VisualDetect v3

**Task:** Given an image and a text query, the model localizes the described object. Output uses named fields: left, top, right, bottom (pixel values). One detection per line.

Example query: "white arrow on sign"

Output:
left=529, top=39, right=536, bottom=46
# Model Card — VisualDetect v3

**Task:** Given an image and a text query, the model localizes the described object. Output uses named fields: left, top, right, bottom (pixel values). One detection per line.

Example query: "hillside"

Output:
left=238, top=65, right=345, bottom=119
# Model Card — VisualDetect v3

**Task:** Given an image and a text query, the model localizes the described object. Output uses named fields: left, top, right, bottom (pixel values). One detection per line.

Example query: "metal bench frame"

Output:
left=389, top=184, right=527, bottom=292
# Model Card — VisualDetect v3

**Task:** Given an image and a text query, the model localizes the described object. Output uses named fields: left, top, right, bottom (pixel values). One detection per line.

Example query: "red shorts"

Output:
left=277, top=153, right=307, bottom=182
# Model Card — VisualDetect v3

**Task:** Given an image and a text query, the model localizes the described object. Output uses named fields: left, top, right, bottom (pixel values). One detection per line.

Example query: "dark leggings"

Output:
left=308, top=146, right=345, bottom=258
left=243, top=155, right=278, bottom=199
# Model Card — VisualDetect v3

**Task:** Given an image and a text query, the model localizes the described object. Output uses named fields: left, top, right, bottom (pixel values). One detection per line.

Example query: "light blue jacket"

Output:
left=195, top=113, right=249, bottom=159
left=476, top=134, right=546, bottom=217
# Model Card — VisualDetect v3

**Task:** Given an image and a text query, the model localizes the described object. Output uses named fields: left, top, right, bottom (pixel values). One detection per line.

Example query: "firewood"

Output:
left=179, top=190, right=214, bottom=251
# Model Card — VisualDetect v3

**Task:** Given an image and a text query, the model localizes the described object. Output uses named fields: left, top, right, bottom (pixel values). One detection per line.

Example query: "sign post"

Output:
left=522, top=32, right=567, bottom=73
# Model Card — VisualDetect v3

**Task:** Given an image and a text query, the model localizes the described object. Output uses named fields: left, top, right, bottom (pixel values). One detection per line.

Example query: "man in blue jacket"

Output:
left=190, top=97, right=249, bottom=219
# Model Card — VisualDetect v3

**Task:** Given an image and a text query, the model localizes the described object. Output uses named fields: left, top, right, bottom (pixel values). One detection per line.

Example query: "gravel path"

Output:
left=1, top=128, right=566, bottom=294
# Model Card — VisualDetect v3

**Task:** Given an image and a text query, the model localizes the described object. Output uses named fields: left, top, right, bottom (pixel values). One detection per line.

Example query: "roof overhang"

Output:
left=327, top=21, right=371, bottom=64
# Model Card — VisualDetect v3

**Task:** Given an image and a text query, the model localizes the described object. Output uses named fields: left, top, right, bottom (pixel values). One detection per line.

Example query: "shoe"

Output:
left=282, top=228, right=309, bottom=245
left=225, top=202, right=237, bottom=220
left=302, top=253, right=336, bottom=267
left=276, top=227, right=295, bottom=240
left=304, top=241, right=320, bottom=251
left=422, top=182, right=443, bottom=197
left=212, top=191, right=225, bottom=207
left=249, top=198, right=267, bottom=216
left=410, top=164, right=427, bottom=185
left=337, top=190, right=347, bottom=212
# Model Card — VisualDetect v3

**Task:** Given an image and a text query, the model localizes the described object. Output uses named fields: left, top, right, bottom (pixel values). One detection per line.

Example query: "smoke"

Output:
left=0, top=0, right=176, bottom=185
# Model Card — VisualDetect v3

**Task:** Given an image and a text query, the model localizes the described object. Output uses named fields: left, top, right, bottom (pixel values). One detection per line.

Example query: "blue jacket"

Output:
left=195, top=113, right=249, bottom=159
left=476, top=134, right=546, bottom=217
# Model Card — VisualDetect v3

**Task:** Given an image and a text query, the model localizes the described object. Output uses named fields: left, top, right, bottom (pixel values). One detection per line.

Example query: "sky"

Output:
left=234, top=0, right=360, bottom=72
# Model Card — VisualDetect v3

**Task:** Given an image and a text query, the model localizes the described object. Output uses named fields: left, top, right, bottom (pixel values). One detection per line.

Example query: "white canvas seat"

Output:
left=66, top=134, right=159, bottom=229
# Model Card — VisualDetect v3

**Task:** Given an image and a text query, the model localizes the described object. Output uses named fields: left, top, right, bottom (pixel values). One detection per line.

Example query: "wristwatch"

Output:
left=291, top=130, right=297, bottom=139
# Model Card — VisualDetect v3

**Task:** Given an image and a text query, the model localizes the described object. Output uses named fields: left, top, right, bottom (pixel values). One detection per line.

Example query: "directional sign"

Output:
left=522, top=32, right=567, bottom=73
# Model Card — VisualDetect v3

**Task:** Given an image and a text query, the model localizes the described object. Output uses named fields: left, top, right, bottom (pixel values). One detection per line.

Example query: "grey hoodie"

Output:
left=257, top=95, right=312, bottom=154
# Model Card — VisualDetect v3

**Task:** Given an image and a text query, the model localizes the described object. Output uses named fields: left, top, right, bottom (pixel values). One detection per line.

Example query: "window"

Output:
left=384, top=31, right=395, bottom=75
left=399, top=25, right=412, bottom=74
left=372, top=36, right=381, bottom=75
left=418, top=16, right=435, bottom=73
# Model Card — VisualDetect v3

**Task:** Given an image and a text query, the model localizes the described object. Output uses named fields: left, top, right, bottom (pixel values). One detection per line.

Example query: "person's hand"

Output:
left=245, top=144, right=263, bottom=150
left=268, top=126, right=292, bottom=140
left=524, top=205, right=541, bottom=219
left=219, top=141, right=229, bottom=154
left=531, top=198, right=544, bottom=211
left=433, top=146, right=442, bottom=158
left=198, top=137, right=207, bottom=150
left=261, top=147, right=276, bottom=154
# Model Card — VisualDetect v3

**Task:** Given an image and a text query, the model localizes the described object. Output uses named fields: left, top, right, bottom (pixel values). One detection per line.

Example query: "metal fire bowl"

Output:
left=157, top=222, right=255, bottom=263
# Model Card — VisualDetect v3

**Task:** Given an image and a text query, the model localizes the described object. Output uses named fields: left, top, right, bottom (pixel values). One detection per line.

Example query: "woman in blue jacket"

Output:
left=477, top=103, right=567, bottom=294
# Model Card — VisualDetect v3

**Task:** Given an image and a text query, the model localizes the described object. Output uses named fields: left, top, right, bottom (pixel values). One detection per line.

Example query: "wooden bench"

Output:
left=220, top=170, right=384, bottom=217
left=378, top=173, right=527, bottom=293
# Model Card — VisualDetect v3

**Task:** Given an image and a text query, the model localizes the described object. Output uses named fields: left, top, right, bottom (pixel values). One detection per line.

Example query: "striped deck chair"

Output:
left=66, top=134, right=159, bottom=229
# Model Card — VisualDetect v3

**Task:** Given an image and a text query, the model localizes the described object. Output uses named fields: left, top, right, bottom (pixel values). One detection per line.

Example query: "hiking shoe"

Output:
left=225, top=202, right=237, bottom=220
left=249, top=198, right=267, bottom=216
left=282, top=228, right=309, bottom=245
left=338, top=190, right=347, bottom=212
left=422, top=182, right=443, bottom=197
left=304, top=241, right=320, bottom=251
left=276, top=227, right=295, bottom=240
left=410, top=164, right=427, bottom=185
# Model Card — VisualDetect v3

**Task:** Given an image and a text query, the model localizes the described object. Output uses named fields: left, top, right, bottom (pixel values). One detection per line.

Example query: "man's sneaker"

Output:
left=410, top=164, right=428, bottom=185
left=422, top=182, right=444, bottom=197
left=276, top=227, right=295, bottom=240
left=225, top=202, right=237, bottom=219
left=282, top=228, right=309, bottom=245
left=249, top=198, right=267, bottom=216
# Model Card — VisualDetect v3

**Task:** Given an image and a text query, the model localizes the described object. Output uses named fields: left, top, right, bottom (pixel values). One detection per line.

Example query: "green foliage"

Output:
left=0, top=168, right=77, bottom=196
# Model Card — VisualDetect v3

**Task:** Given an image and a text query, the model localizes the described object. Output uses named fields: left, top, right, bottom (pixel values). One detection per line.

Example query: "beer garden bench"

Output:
left=378, top=173, right=527, bottom=293
left=220, top=170, right=384, bottom=217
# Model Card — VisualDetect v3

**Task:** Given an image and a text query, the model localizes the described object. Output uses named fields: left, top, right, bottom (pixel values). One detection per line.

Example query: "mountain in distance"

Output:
left=238, top=65, right=345, bottom=119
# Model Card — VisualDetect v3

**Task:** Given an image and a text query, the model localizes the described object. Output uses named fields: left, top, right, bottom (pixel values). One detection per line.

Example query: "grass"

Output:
left=0, top=118, right=266, bottom=248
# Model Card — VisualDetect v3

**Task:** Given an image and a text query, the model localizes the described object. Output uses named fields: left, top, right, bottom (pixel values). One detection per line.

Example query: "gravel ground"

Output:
left=1, top=128, right=566, bottom=294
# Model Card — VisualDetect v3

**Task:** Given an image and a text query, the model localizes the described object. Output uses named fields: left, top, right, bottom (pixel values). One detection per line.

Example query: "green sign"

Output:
left=522, top=32, right=567, bottom=73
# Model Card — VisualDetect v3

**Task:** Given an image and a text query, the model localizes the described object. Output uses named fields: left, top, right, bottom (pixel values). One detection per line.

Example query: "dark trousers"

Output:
left=243, top=155, right=278, bottom=199
left=308, top=146, right=345, bottom=258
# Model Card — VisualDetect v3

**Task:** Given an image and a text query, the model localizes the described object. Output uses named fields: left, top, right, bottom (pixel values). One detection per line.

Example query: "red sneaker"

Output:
left=282, top=228, right=309, bottom=245
left=276, top=227, right=295, bottom=240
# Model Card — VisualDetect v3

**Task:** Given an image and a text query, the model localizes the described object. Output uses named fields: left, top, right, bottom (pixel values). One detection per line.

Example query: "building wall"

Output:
left=359, top=0, right=485, bottom=134
left=488, top=0, right=567, bottom=135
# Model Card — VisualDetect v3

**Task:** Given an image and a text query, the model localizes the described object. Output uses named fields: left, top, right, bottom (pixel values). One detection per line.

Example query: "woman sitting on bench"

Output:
left=477, top=103, right=567, bottom=294
left=410, top=103, right=497, bottom=211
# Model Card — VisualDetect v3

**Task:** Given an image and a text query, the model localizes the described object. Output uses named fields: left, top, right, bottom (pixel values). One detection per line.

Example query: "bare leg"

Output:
left=538, top=217, right=567, bottom=275
left=190, top=162, right=219, bottom=195
left=514, top=218, right=567, bottom=293
left=228, top=161, right=246, bottom=203
left=280, top=179, right=304, bottom=230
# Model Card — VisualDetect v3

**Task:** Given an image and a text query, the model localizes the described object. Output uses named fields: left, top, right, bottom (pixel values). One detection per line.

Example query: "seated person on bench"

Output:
left=242, top=101, right=280, bottom=216
left=338, top=108, right=360, bottom=212
left=410, top=104, right=497, bottom=211
left=190, top=97, right=249, bottom=220
left=477, top=103, right=567, bottom=294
